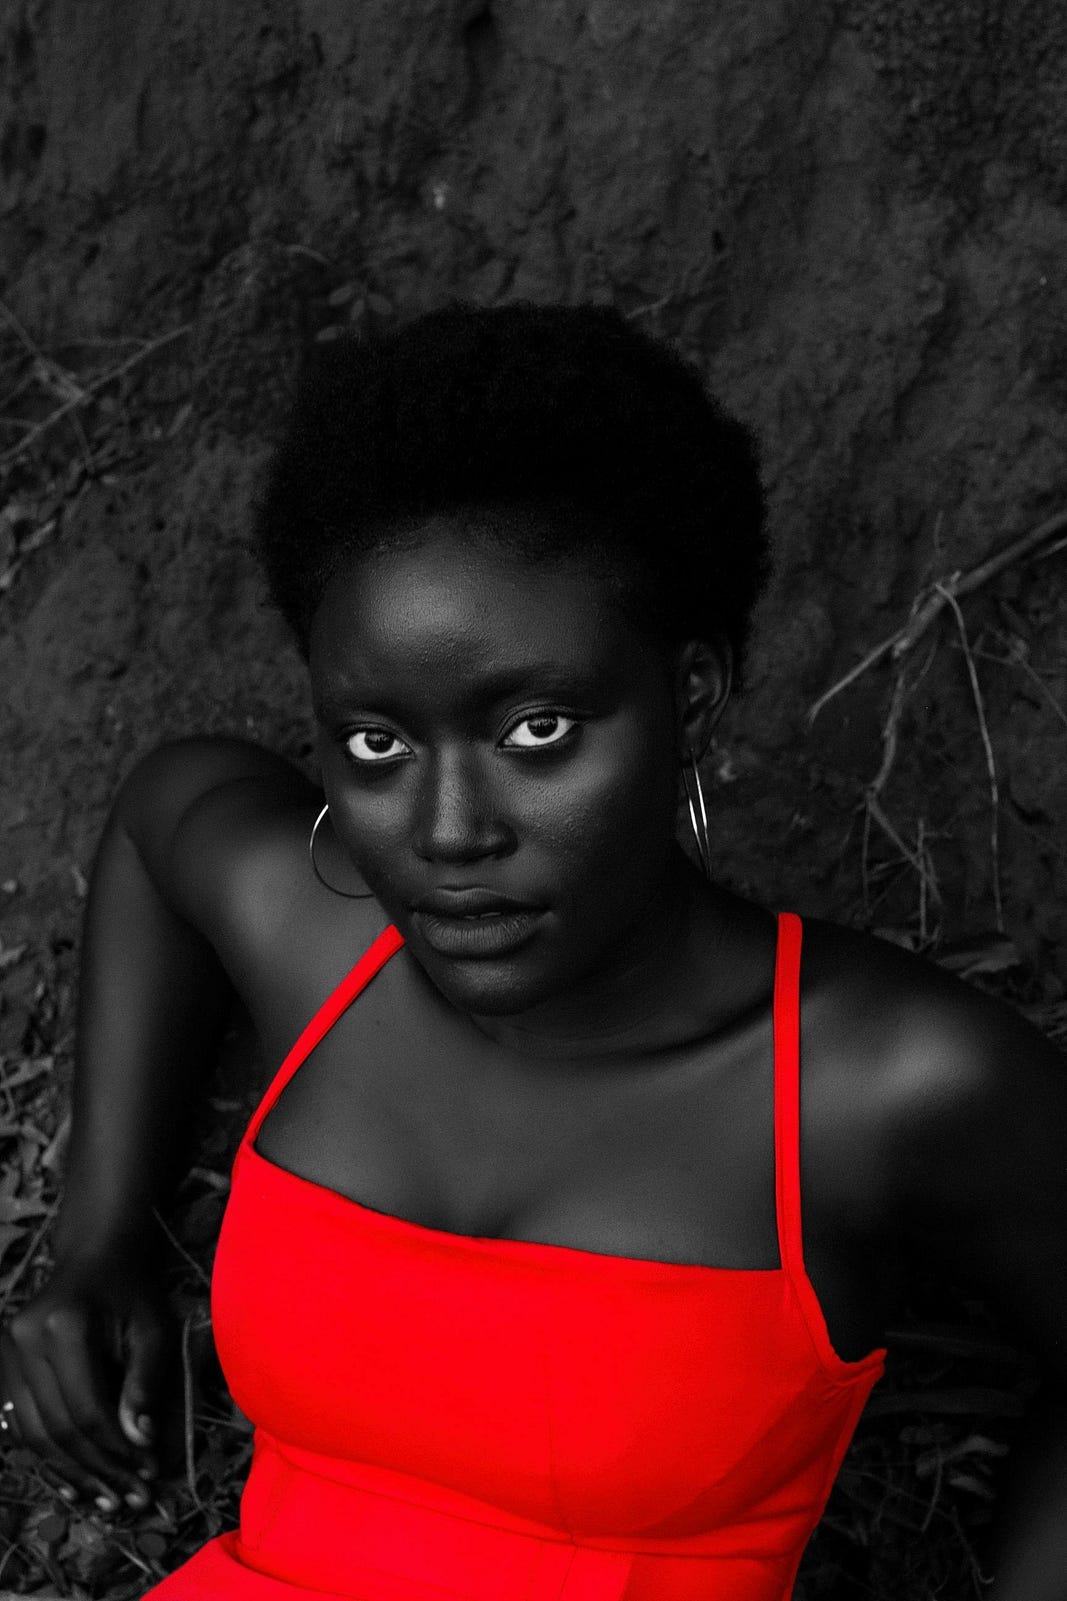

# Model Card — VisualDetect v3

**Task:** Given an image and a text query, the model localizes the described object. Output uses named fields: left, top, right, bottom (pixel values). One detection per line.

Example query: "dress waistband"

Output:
left=232, top=1431, right=794, bottom=1601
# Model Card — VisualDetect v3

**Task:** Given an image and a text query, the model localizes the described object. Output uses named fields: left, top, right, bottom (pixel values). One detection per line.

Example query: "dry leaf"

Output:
left=0, top=1194, right=53, bottom=1223
left=0, top=1219, right=25, bottom=1269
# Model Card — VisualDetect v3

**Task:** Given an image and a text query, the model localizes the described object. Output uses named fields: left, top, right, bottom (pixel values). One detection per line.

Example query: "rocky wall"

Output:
left=2, top=0, right=1066, bottom=1012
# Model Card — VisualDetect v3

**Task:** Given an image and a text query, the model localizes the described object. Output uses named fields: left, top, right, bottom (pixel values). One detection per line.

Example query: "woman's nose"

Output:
left=411, top=749, right=511, bottom=864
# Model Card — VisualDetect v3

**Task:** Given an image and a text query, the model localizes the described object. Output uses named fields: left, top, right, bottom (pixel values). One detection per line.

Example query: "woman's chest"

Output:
left=255, top=940, right=827, bottom=1262
left=249, top=942, right=896, bottom=1361
left=254, top=993, right=781, bottom=1271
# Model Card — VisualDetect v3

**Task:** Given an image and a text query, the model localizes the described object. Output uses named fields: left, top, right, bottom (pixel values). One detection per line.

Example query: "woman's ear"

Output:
left=672, top=635, right=734, bottom=762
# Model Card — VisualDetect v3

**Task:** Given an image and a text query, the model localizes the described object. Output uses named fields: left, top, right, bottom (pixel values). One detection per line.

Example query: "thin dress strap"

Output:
left=242, top=922, right=406, bottom=1150
left=771, top=909, right=889, bottom=1376
left=772, top=910, right=805, bottom=1278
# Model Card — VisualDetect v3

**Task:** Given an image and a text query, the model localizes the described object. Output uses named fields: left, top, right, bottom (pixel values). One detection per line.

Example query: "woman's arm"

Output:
left=985, top=1392, right=1067, bottom=1599
left=1, top=735, right=312, bottom=1507
left=888, top=974, right=1067, bottom=1599
left=53, top=736, right=309, bottom=1259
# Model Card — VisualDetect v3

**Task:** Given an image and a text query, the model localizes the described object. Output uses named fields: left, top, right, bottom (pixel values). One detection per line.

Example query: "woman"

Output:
left=1, top=303, right=1064, bottom=1599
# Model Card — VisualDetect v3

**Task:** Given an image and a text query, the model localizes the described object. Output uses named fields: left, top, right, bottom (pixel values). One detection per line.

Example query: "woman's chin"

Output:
left=418, top=952, right=555, bottom=1017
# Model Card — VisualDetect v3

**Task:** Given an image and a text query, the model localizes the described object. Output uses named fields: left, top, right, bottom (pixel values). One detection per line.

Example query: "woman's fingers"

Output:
left=118, top=1298, right=176, bottom=1452
left=46, top=1305, right=153, bottom=1468
left=11, top=1358, right=127, bottom=1505
left=1, top=1370, right=118, bottom=1507
left=1, top=1324, right=150, bottom=1506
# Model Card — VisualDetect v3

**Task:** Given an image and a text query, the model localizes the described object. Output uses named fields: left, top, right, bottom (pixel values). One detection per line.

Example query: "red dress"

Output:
left=145, top=911, right=885, bottom=1599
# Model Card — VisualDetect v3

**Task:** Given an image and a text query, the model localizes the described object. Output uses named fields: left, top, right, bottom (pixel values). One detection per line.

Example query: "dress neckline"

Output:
left=236, top=911, right=887, bottom=1376
left=239, top=1134, right=783, bottom=1277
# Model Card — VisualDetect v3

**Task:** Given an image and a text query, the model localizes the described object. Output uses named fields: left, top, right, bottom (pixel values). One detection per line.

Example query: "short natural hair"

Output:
left=254, top=300, right=770, bottom=686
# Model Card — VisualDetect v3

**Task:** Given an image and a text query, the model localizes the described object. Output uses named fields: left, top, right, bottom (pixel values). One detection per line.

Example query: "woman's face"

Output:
left=308, top=515, right=699, bottom=1020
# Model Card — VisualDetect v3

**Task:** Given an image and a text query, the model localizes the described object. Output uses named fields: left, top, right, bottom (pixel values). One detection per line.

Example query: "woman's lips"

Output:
left=412, top=907, right=545, bottom=958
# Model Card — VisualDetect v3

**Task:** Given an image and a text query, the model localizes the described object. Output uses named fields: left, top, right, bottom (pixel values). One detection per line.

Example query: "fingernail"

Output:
left=95, top=1493, right=118, bottom=1512
left=136, top=1412, right=155, bottom=1440
left=137, top=1461, right=157, bottom=1481
left=125, top=1488, right=149, bottom=1509
left=58, top=1485, right=77, bottom=1502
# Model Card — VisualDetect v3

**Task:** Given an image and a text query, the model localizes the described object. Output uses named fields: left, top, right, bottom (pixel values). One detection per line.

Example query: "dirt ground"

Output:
left=0, top=0, right=1066, bottom=1594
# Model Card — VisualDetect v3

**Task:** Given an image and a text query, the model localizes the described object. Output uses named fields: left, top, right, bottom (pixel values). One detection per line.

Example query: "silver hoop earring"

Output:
left=681, top=749, right=712, bottom=879
left=309, top=803, right=375, bottom=899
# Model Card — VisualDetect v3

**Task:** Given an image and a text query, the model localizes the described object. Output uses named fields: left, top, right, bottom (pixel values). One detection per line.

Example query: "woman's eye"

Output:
left=344, top=728, right=409, bottom=763
left=502, top=713, right=578, bottom=749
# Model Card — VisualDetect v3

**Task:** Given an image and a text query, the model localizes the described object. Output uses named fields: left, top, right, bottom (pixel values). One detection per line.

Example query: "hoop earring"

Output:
left=309, top=803, right=376, bottom=899
left=680, top=749, right=712, bottom=879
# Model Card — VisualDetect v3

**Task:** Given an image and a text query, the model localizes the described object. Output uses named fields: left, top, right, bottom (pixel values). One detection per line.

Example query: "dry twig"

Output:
left=0, top=300, right=81, bottom=398
left=0, top=324, right=191, bottom=471
left=860, top=630, right=946, bottom=921
left=808, top=508, right=1067, bottom=726
left=866, top=794, right=939, bottom=898
left=812, top=508, right=1064, bottom=932
left=0, top=1201, right=59, bottom=1319
left=181, top=1310, right=207, bottom=1514
left=150, top=1205, right=211, bottom=1289
left=936, top=584, right=1004, bottom=931
left=983, top=628, right=1067, bottom=735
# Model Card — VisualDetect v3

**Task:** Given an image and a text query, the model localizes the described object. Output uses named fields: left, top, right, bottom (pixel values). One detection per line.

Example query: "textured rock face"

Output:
left=1, top=0, right=1066, bottom=976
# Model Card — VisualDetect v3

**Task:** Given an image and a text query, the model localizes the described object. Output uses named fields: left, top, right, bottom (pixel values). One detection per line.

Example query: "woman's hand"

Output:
left=0, top=1239, right=180, bottom=1512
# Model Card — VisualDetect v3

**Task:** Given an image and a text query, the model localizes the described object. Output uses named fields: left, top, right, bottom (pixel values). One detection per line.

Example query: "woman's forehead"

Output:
left=308, top=526, right=647, bottom=684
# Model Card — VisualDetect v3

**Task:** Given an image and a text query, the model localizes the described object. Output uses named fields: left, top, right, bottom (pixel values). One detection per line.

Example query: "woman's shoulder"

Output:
left=117, top=736, right=384, bottom=987
left=787, top=916, right=1067, bottom=1372
left=797, top=912, right=1055, bottom=1112
left=798, top=912, right=1066, bottom=1219
left=799, top=912, right=1055, bottom=1090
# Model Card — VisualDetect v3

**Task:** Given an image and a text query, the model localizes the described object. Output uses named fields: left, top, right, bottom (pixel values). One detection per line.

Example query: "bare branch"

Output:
left=0, top=324, right=191, bottom=471
left=936, top=584, right=1003, bottom=932
left=808, top=508, right=1067, bottom=725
